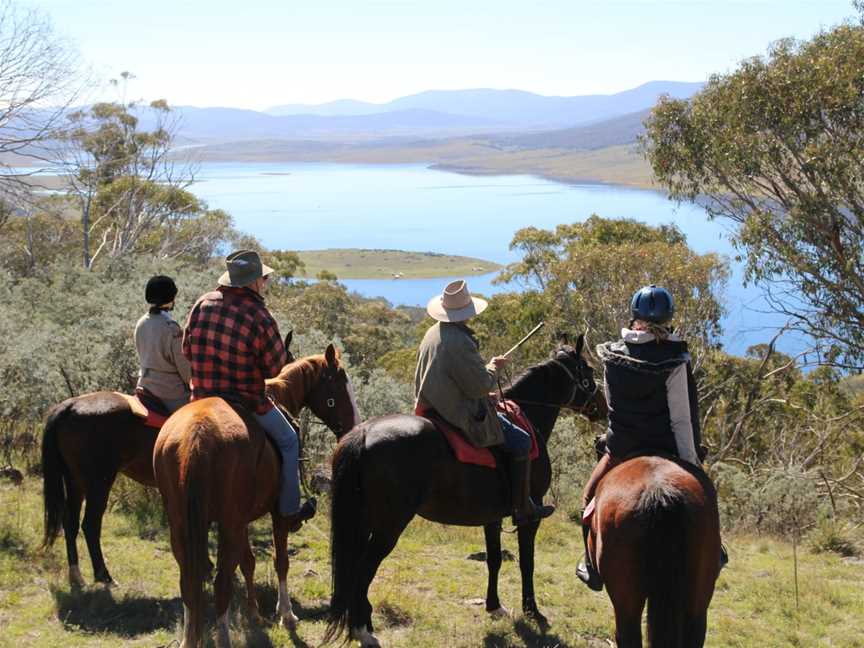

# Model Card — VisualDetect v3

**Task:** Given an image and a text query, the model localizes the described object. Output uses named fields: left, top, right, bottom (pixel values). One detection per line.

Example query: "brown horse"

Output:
left=154, top=344, right=360, bottom=648
left=324, top=337, right=607, bottom=647
left=43, top=332, right=300, bottom=588
left=589, top=455, right=721, bottom=648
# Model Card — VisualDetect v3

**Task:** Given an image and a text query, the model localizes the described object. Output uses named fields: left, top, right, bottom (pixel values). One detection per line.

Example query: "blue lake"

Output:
left=189, top=161, right=790, bottom=357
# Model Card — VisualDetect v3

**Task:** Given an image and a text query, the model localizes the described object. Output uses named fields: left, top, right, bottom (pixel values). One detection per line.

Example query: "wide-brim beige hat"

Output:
left=426, top=279, right=488, bottom=322
left=218, top=249, right=275, bottom=288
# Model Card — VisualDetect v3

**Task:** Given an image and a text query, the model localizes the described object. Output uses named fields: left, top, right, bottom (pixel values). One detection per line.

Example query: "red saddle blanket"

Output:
left=415, top=400, right=540, bottom=469
left=131, top=391, right=170, bottom=429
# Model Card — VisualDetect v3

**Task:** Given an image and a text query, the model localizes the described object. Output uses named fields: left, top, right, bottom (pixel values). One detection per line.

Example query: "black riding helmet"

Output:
left=630, top=284, right=674, bottom=324
left=145, top=275, right=178, bottom=306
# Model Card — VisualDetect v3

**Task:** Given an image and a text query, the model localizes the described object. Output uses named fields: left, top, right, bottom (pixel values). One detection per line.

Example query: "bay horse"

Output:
left=324, top=336, right=607, bottom=647
left=43, top=332, right=312, bottom=587
left=589, top=455, right=721, bottom=647
left=154, top=343, right=360, bottom=648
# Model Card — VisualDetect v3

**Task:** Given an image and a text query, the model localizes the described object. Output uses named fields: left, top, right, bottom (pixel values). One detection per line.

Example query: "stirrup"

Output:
left=282, top=497, right=317, bottom=531
left=511, top=501, right=555, bottom=526
left=576, top=557, right=603, bottom=592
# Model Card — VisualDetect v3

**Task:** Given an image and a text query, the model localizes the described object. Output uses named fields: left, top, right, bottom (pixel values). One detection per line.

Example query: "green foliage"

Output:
left=60, top=99, right=243, bottom=268
left=643, top=22, right=864, bottom=367
left=0, top=258, right=213, bottom=419
left=807, top=513, right=861, bottom=557
left=490, top=215, right=728, bottom=356
left=268, top=249, right=305, bottom=280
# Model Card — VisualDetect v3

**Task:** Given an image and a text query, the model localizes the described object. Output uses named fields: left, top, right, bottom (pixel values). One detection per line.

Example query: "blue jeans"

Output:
left=255, top=406, right=300, bottom=516
left=497, top=412, right=532, bottom=455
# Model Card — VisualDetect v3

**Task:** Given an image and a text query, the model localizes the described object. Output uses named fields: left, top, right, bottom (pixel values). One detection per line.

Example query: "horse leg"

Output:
left=684, top=613, right=708, bottom=648
left=602, top=542, right=646, bottom=648
left=613, top=608, right=643, bottom=648
left=350, top=514, right=413, bottom=647
left=81, top=472, right=117, bottom=585
left=213, top=524, right=244, bottom=648
left=483, top=521, right=509, bottom=618
left=239, top=529, right=260, bottom=623
left=62, top=483, right=85, bottom=589
left=516, top=520, right=548, bottom=629
left=271, top=515, right=299, bottom=629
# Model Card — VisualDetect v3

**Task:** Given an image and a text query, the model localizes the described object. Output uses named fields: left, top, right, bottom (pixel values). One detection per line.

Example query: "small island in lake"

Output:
left=296, top=249, right=502, bottom=280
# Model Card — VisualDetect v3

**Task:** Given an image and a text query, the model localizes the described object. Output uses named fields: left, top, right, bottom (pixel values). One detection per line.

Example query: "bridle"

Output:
left=311, top=366, right=342, bottom=428
left=503, top=353, right=599, bottom=415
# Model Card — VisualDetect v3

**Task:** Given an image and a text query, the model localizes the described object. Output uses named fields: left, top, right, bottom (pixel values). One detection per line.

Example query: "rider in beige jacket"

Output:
left=134, top=275, right=191, bottom=413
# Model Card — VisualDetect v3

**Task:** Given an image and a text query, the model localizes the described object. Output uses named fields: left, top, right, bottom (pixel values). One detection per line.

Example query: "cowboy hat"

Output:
left=218, top=250, right=275, bottom=288
left=426, top=279, right=488, bottom=322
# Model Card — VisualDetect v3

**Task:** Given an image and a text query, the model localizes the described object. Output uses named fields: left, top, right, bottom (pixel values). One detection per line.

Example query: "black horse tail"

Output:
left=640, top=482, right=689, bottom=648
left=42, top=402, right=73, bottom=549
left=324, top=427, right=368, bottom=644
left=183, top=435, right=211, bottom=644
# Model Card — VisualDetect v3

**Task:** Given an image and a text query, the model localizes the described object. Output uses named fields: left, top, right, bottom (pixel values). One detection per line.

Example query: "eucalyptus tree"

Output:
left=642, top=21, right=864, bottom=369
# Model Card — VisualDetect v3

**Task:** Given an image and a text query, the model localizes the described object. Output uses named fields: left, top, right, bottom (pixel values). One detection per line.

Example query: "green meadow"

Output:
left=296, top=249, right=502, bottom=280
left=1, top=472, right=862, bottom=648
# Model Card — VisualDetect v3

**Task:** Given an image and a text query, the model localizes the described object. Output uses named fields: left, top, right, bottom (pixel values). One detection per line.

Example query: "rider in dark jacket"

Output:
left=576, top=285, right=726, bottom=591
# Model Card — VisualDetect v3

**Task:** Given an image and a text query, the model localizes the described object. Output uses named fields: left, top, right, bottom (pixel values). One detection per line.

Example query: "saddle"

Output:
left=415, top=400, right=539, bottom=469
left=113, top=389, right=171, bottom=429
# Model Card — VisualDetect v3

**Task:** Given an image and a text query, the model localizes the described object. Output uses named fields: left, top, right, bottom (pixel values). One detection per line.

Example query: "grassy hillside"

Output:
left=296, top=249, right=502, bottom=279
left=2, top=473, right=862, bottom=647
left=194, top=139, right=657, bottom=190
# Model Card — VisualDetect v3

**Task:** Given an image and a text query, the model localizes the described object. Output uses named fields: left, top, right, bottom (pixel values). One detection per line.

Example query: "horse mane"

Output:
left=503, top=361, right=549, bottom=399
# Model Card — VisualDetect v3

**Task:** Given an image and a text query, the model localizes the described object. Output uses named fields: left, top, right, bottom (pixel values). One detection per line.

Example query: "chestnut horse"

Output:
left=589, top=455, right=721, bottom=647
left=154, top=344, right=360, bottom=648
left=41, top=333, right=297, bottom=588
left=324, top=337, right=607, bottom=647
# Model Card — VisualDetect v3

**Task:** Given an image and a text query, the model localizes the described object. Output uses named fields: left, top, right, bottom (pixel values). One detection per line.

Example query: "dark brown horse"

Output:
left=589, top=455, right=721, bottom=647
left=43, top=332, right=305, bottom=587
left=324, top=336, right=607, bottom=647
left=154, top=345, right=360, bottom=648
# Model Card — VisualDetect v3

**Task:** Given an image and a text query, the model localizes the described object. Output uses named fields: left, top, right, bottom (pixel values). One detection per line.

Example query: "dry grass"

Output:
left=296, top=249, right=501, bottom=280
left=1, top=472, right=862, bottom=647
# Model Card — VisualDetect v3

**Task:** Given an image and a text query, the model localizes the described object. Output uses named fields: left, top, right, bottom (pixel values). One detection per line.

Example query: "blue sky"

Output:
left=33, top=0, right=858, bottom=109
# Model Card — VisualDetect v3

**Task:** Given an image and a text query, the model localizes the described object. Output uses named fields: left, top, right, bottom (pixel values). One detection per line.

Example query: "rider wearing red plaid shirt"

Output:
left=183, top=285, right=285, bottom=414
left=183, top=250, right=316, bottom=526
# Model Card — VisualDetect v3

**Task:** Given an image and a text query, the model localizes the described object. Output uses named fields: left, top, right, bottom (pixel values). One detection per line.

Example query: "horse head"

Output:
left=306, top=343, right=361, bottom=437
left=550, top=333, right=607, bottom=421
left=266, top=343, right=360, bottom=438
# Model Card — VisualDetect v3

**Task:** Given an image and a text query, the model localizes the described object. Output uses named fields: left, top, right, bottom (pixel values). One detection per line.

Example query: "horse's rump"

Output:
left=155, top=397, right=277, bottom=522
left=595, top=456, right=720, bottom=647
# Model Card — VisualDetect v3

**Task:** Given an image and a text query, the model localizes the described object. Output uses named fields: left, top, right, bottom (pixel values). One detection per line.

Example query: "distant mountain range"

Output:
left=132, top=80, right=702, bottom=143
left=264, top=81, right=702, bottom=128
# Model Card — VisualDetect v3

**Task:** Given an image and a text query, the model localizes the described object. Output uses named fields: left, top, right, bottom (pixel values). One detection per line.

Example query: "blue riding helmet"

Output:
left=630, top=285, right=674, bottom=324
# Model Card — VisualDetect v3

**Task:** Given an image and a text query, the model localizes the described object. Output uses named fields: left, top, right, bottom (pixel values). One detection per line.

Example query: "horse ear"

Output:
left=555, top=330, right=571, bottom=346
left=575, top=333, right=585, bottom=355
left=325, top=343, right=338, bottom=367
left=284, top=330, right=293, bottom=352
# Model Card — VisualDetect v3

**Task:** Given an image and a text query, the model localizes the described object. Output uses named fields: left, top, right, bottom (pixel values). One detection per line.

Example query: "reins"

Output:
left=500, top=356, right=599, bottom=414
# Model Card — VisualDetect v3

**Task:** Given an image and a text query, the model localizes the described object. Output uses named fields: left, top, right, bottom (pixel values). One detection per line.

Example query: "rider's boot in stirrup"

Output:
left=510, top=455, right=554, bottom=526
left=576, top=518, right=603, bottom=591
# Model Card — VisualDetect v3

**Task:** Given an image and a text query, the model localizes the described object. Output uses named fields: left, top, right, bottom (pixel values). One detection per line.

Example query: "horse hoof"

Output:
left=488, top=606, right=511, bottom=619
left=68, top=566, right=85, bottom=590
left=525, top=609, right=549, bottom=631
left=280, top=611, right=299, bottom=631
left=351, top=625, right=381, bottom=647
left=247, top=607, right=263, bottom=625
